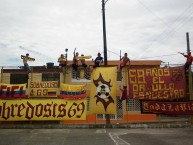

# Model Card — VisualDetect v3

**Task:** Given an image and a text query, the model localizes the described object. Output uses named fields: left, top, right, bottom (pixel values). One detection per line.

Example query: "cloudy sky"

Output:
left=0, top=0, right=193, bottom=68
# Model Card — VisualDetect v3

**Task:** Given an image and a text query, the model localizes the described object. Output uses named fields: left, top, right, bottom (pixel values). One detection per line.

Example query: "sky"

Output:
left=0, top=0, right=193, bottom=68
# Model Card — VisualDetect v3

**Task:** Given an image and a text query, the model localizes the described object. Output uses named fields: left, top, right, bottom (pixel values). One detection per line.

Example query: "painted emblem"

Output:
left=93, top=73, right=114, bottom=111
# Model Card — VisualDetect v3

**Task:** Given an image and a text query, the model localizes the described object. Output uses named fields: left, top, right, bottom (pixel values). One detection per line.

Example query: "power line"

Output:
left=136, top=2, right=193, bottom=59
left=137, top=0, right=171, bottom=28
left=138, top=53, right=179, bottom=59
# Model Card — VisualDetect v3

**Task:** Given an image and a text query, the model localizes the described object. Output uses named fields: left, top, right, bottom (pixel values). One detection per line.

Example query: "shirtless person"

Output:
left=22, top=53, right=31, bottom=72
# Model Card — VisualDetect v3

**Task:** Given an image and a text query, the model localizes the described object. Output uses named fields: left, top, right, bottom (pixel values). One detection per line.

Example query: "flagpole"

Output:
left=186, top=32, right=193, bottom=124
left=102, top=0, right=110, bottom=125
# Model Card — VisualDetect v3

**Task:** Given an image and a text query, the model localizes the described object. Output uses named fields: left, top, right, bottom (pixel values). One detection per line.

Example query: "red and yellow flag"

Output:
left=90, top=67, right=117, bottom=114
left=59, top=83, right=86, bottom=99
left=0, top=83, right=27, bottom=98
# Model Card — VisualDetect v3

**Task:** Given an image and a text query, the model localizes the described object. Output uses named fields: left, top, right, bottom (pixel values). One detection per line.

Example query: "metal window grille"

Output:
left=126, top=99, right=141, bottom=111
left=86, top=96, right=90, bottom=111
left=72, top=67, right=91, bottom=80
left=42, top=73, right=60, bottom=87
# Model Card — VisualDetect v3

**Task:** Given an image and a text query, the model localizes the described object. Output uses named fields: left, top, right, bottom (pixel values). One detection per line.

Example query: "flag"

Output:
left=90, top=67, right=117, bottom=114
left=59, top=83, right=86, bottom=99
left=120, top=86, right=128, bottom=101
left=47, top=89, right=57, bottom=96
left=0, top=83, right=27, bottom=98
left=128, top=66, right=186, bottom=100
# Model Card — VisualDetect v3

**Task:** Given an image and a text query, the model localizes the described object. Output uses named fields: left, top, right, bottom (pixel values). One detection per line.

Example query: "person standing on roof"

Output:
left=58, top=54, right=67, bottom=68
left=80, top=54, right=88, bottom=68
left=180, top=51, right=193, bottom=72
left=72, top=52, right=79, bottom=71
left=93, top=52, right=103, bottom=68
left=119, top=53, right=130, bottom=71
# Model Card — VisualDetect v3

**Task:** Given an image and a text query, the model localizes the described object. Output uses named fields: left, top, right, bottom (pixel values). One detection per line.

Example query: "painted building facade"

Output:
left=0, top=60, right=163, bottom=125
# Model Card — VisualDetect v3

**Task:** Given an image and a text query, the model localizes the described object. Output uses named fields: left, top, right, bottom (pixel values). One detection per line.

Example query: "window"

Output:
left=126, top=99, right=141, bottom=111
left=86, top=96, right=90, bottom=111
left=117, top=71, right=122, bottom=81
left=72, top=66, right=91, bottom=80
left=42, top=73, right=60, bottom=87
left=10, top=74, right=28, bottom=84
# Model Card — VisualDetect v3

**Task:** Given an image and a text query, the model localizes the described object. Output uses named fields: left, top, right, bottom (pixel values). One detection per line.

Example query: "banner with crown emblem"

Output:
left=90, top=67, right=117, bottom=114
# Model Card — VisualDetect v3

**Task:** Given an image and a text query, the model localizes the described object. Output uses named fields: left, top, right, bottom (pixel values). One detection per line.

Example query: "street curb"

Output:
left=0, top=123, right=192, bottom=129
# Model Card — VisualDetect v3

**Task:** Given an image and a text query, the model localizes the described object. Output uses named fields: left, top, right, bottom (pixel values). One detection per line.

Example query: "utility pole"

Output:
left=102, top=0, right=108, bottom=66
left=102, top=0, right=110, bottom=124
left=186, top=32, right=190, bottom=53
left=186, top=32, right=193, bottom=100
left=187, top=33, right=193, bottom=124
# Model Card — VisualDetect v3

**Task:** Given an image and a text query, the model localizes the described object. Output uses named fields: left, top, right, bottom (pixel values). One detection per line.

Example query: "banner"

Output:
left=0, top=83, right=27, bottom=98
left=59, top=83, right=86, bottom=99
left=90, top=67, right=117, bottom=114
left=0, top=99, right=86, bottom=121
left=29, top=81, right=58, bottom=98
left=141, top=100, right=193, bottom=115
left=129, top=66, right=186, bottom=100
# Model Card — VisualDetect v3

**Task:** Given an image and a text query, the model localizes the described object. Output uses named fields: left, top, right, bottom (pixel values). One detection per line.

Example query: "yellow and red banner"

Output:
left=141, top=100, right=193, bottom=115
left=29, top=81, right=58, bottom=98
left=59, top=83, right=86, bottom=99
left=0, top=83, right=27, bottom=98
left=0, top=99, right=86, bottom=121
left=90, top=67, right=117, bottom=114
left=129, top=66, right=186, bottom=100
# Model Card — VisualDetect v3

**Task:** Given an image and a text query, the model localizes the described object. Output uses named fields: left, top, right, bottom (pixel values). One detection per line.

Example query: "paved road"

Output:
left=0, top=128, right=193, bottom=145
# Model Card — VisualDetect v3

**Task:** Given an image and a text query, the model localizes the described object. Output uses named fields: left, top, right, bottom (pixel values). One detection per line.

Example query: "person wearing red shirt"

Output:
left=119, top=53, right=130, bottom=71
left=181, top=52, right=193, bottom=71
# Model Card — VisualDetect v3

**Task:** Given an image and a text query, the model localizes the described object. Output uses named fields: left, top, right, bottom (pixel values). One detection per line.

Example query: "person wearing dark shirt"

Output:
left=72, top=51, right=79, bottom=79
left=72, top=52, right=79, bottom=71
left=94, top=52, right=103, bottom=68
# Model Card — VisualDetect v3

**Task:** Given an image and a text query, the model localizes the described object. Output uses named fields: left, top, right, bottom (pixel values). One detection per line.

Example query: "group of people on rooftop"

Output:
left=58, top=51, right=104, bottom=70
left=21, top=50, right=193, bottom=75
left=58, top=51, right=131, bottom=72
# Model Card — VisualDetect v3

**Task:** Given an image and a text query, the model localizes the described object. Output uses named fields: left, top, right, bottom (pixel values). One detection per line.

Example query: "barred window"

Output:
left=42, top=73, right=60, bottom=87
left=117, top=71, right=122, bottom=81
left=86, top=96, right=90, bottom=111
left=126, top=99, right=141, bottom=111
left=72, top=66, right=91, bottom=80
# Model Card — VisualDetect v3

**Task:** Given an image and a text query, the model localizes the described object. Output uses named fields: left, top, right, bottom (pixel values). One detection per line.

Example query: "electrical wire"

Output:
left=136, top=1, right=193, bottom=59
left=137, top=0, right=171, bottom=28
